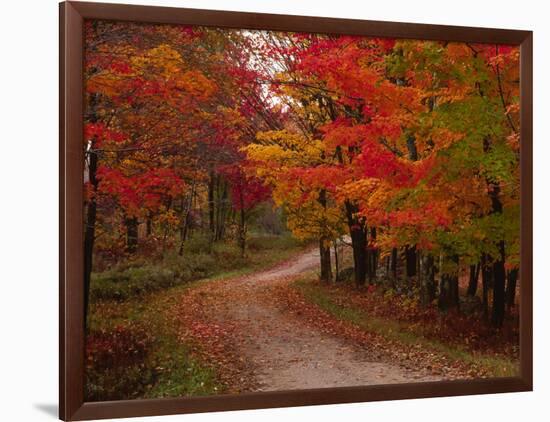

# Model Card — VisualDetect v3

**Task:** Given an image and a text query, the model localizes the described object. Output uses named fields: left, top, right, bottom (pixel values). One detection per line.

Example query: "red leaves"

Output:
left=172, top=276, right=260, bottom=393
left=138, top=168, right=186, bottom=209
left=97, top=166, right=185, bottom=216
left=287, top=165, right=346, bottom=194
left=473, top=43, right=516, bottom=61
left=321, top=118, right=364, bottom=149
left=86, top=324, right=152, bottom=372
left=179, top=25, right=203, bottom=40
left=84, top=123, right=126, bottom=147
left=375, top=38, right=396, bottom=52
left=109, top=60, right=132, bottom=74
left=357, top=139, right=411, bottom=186
left=388, top=202, right=452, bottom=232
left=220, top=165, right=271, bottom=212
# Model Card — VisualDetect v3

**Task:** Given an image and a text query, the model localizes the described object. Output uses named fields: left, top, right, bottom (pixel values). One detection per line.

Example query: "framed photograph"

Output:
left=60, top=1, right=532, bottom=420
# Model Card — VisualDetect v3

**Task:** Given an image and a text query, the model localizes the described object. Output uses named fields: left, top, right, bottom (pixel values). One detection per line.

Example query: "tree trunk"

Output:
left=488, top=182, right=506, bottom=327
left=406, top=134, right=418, bottom=161
left=83, top=90, right=100, bottom=328
left=391, top=247, right=398, bottom=286
left=146, top=214, right=153, bottom=237
left=334, top=240, right=340, bottom=282
left=208, top=171, right=215, bottom=235
left=450, top=273, right=460, bottom=310
left=438, top=275, right=449, bottom=310
left=125, top=216, right=138, bottom=254
left=319, top=238, right=333, bottom=282
left=178, top=206, right=191, bottom=256
left=484, top=136, right=507, bottom=328
left=238, top=210, right=246, bottom=257
left=506, top=268, right=519, bottom=309
left=317, top=189, right=332, bottom=282
left=439, top=273, right=459, bottom=310
left=405, top=134, right=418, bottom=287
left=215, top=179, right=228, bottom=241
left=83, top=149, right=98, bottom=327
left=344, top=200, right=367, bottom=286
left=481, top=254, right=491, bottom=319
left=368, top=227, right=378, bottom=283
left=467, top=263, right=480, bottom=296
left=237, top=189, right=247, bottom=257
left=420, top=254, right=436, bottom=305
left=366, top=245, right=371, bottom=283
left=221, top=184, right=228, bottom=239
left=405, top=245, right=417, bottom=278
left=178, top=182, right=196, bottom=256
left=438, top=255, right=459, bottom=311
left=492, top=241, right=506, bottom=327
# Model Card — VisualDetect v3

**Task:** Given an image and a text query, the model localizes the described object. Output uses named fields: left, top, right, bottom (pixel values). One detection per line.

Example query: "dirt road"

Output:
left=174, top=248, right=440, bottom=393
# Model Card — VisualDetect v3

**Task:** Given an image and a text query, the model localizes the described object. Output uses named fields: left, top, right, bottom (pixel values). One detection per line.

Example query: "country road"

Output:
left=174, top=248, right=441, bottom=393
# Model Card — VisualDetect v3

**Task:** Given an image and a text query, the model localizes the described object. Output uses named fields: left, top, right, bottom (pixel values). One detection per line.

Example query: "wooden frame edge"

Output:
left=519, top=31, right=533, bottom=391
left=70, top=377, right=531, bottom=421
left=59, top=2, right=534, bottom=420
left=60, top=1, right=85, bottom=420
left=67, top=1, right=531, bottom=43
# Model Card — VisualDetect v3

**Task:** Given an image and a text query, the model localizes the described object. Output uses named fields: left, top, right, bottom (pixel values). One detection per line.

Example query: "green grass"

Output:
left=87, top=233, right=309, bottom=401
left=293, top=277, right=518, bottom=378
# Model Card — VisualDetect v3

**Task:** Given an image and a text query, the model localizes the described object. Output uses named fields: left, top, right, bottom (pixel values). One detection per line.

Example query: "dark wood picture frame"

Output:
left=60, top=1, right=533, bottom=420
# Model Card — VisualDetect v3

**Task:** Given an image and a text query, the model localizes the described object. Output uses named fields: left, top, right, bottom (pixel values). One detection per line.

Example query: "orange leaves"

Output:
left=321, top=119, right=364, bottom=149
left=428, top=127, right=465, bottom=151
left=173, top=70, right=217, bottom=100
left=130, top=44, right=183, bottom=78
left=86, top=71, right=133, bottom=98
left=445, top=43, right=472, bottom=63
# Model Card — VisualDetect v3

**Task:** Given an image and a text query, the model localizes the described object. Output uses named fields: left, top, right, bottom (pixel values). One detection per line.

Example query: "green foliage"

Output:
left=91, top=266, right=177, bottom=301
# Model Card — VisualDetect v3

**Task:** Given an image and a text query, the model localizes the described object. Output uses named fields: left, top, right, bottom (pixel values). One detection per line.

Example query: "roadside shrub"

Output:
left=184, top=232, right=213, bottom=254
left=211, top=242, right=244, bottom=269
left=90, top=233, right=304, bottom=302
left=90, top=266, right=176, bottom=301
left=170, top=253, right=217, bottom=280
left=90, top=252, right=219, bottom=301
left=247, top=233, right=298, bottom=252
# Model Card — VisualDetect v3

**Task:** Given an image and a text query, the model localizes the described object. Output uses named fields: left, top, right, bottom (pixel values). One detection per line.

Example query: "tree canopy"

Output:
left=84, top=21, right=520, bottom=328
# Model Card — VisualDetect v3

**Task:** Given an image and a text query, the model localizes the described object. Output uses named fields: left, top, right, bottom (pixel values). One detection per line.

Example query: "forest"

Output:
left=84, top=20, right=520, bottom=401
